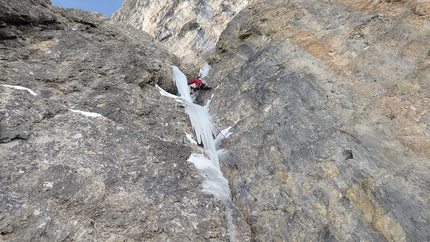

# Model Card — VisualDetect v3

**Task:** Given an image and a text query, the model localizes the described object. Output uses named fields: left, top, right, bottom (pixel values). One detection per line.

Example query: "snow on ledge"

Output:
left=69, top=109, right=103, bottom=118
left=185, top=132, right=197, bottom=145
left=2, top=84, right=37, bottom=96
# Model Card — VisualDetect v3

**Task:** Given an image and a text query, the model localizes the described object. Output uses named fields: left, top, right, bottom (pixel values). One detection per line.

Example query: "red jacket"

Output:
left=188, top=78, right=203, bottom=87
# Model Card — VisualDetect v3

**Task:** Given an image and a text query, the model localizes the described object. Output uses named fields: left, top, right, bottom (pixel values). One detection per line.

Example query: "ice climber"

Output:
left=188, top=77, right=211, bottom=94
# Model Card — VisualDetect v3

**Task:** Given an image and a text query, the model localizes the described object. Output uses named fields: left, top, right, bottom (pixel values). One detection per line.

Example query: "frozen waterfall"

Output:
left=171, top=66, right=236, bottom=241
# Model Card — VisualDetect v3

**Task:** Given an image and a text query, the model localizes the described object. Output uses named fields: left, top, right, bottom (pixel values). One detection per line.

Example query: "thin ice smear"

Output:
left=69, top=109, right=103, bottom=118
left=199, top=63, right=212, bottom=78
left=2, top=84, right=37, bottom=96
left=171, top=65, right=236, bottom=241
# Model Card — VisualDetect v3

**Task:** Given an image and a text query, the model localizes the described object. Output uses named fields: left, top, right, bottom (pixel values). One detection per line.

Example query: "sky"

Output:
left=51, top=0, right=124, bottom=17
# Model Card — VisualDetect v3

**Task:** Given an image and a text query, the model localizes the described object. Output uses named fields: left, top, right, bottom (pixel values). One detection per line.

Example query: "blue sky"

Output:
left=51, top=0, right=124, bottom=17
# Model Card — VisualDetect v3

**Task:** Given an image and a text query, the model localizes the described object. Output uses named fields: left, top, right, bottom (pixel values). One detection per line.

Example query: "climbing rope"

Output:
left=209, top=120, right=252, bottom=226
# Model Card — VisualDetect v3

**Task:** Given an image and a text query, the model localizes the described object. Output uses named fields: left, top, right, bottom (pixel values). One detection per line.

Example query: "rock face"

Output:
left=207, top=0, right=430, bottom=241
left=2, top=0, right=430, bottom=241
left=0, top=1, right=230, bottom=241
left=113, top=0, right=251, bottom=65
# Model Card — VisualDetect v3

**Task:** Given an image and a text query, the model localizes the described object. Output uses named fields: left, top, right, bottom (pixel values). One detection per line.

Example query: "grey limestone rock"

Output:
left=2, top=0, right=430, bottom=241
left=207, top=0, right=430, bottom=241
left=0, top=1, right=230, bottom=241
left=0, top=0, right=56, bottom=24
left=113, top=0, right=252, bottom=65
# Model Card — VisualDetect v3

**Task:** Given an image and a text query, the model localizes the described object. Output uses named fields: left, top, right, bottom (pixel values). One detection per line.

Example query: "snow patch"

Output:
left=2, top=84, right=37, bottom=96
left=69, top=109, right=103, bottom=118
left=43, top=181, right=53, bottom=188
left=185, top=132, right=197, bottom=145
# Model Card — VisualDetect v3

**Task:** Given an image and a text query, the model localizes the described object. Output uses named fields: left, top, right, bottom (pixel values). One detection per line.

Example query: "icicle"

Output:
left=171, top=65, right=236, bottom=241
left=172, top=66, right=192, bottom=103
